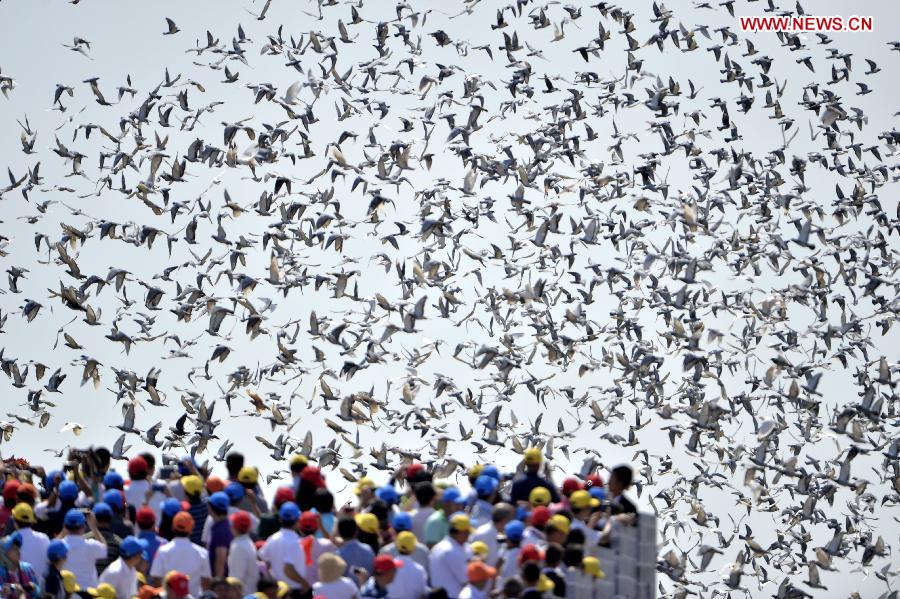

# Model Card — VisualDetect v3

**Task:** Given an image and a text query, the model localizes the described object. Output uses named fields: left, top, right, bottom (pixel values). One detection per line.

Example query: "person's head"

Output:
left=546, top=515, right=569, bottom=544
left=94, top=447, right=112, bottom=473
left=237, top=466, right=258, bottom=490
left=440, top=487, right=463, bottom=512
left=504, top=520, right=524, bottom=547
left=58, top=480, right=79, bottom=504
left=225, top=452, right=245, bottom=480
left=102, top=489, right=124, bottom=515
left=470, top=541, right=489, bottom=560
left=609, top=465, right=633, bottom=496
left=129, top=456, right=150, bottom=481
left=523, top=447, right=542, bottom=473
left=581, top=556, right=604, bottom=579
left=520, top=561, right=541, bottom=586
left=88, top=583, right=117, bottom=599
left=391, top=512, right=413, bottom=533
left=372, top=555, right=403, bottom=585
left=120, top=535, right=149, bottom=567
left=561, top=544, right=584, bottom=568
left=278, top=502, right=299, bottom=529
left=414, top=482, right=436, bottom=508
left=16, top=483, right=37, bottom=506
left=317, top=552, right=347, bottom=584
left=354, top=477, right=376, bottom=503
left=289, top=454, right=309, bottom=476
left=224, top=577, right=243, bottom=599
left=300, top=466, right=325, bottom=489
left=519, top=545, right=543, bottom=567
left=12, top=503, right=37, bottom=529
left=92, top=502, right=113, bottom=527
left=406, top=463, right=431, bottom=486
left=2, top=480, right=20, bottom=506
left=354, top=512, right=379, bottom=536
left=298, top=511, right=319, bottom=536
left=136, top=507, right=157, bottom=532
left=172, top=511, right=195, bottom=538
left=502, top=576, right=524, bottom=598
left=427, top=589, right=449, bottom=599
left=561, top=477, right=582, bottom=497
left=47, top=539, right=69, bottom=568
left=272, top=487, right=294, bottom=510
left=529, top=506, right=550, bottom=530
left=61, top=570, right=81, bottom=595
left=490, top=502, right=514, bottom=530
left=165, top=571, right=191, bottom=598
left=474, top=475, right=499, bottom=502
left=208, top=492, right=230, bottom=520
left=229, top=510, right=253, bottom=536
left=180, top=475, right=203, bottom=500
left=63, top=508, right=86, bottom=533
left=103, top=470, right=124, bottom=491
left=467, top=561, right=497, bottom=590
left=544, top=543, right=563, bottom=568
left=566, top=528, right=585, bottom=546
left=139, top=452, right=156, bottom=475
left=337, top=516, right=358, bottom=540
left=528, top=486, right=551, bottom=508
left=256, top=577, right=279, bottom=599
left=2, top=531, right=23, bottom=564
left=395, top=531, right=418, bottom=555
left=375, top=484, right=399, bottom=506
left=206, top=476, right=227, bottom=495
left=569, top=490, right=600, bottom=518
left=448, top=512, right=472, bottom=543
left=313, top=487, right=334, bottom=514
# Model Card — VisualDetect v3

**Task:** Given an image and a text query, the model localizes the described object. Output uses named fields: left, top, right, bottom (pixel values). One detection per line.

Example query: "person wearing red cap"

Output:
left=517, top=544, right=544, bottom=566
left=149, top=512, right=211, bottom=596
left=522, top=507, right=550, bottom=548
left=124, top=455, right=166, bottom=524
left=560, top=478, right=582, bottom=501
left=459, top=561, right=498, bottom=599
left=298, top=511, right=336, bottom=585
left=360, top=555, right=403, bottom=599
left=164, top=571, right=191, bottom=599
left=227, top=511, right=258, bottom=594
left=135, top=507, right=164, bottom=570
left=0, top=480, right=20, bottom=530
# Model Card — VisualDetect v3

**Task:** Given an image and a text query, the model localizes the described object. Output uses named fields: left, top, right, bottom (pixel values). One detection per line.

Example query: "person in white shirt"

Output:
left=469, top=503, right=512, bottom=568
left=313, top=552, right=360, bottom=599
left=58, top=509, right=107, bottom=588
left=259, top=502, right=308, bottom=590
left=387, top=532, right=427, bottom=599
left=10, top=504, right=50, bottom=579
left=149, top=511, right=211, bottom=597
left=458, top=561, right=497, bottom=599
left=410, top=484, right=436, bottom=542
left=227, top=511, right=259, bottom=594
left=429, top=513, right=473, bottom=599
left=100, top=535, right=146, bottom=599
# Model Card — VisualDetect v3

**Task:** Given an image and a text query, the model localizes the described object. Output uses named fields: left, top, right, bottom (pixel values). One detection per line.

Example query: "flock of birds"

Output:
left=0, top=0, right=899, bottom=597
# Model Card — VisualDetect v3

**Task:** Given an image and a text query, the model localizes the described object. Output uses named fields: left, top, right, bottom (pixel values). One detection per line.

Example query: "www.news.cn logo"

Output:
left=739, top=15, right=873, bottom=32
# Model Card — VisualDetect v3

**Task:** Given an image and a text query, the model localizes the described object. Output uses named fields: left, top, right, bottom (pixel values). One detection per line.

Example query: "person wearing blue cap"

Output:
left=159, top=497, right=183, bottom=541
left=470, top=476, right=499, bottom=528
left=497, top=520, right=525, bottom=580
left=89, top=502, right=121, bottom=573
left=0, top=531, right=41, bottom=597
left=102, top=471, right=124, bottom=491
left=423, top=487, right=463, bottom=547
left=99, top=535, right=147, bottom=599
left=101, top=489, right=133, bottom=539
left=336, top=516, right=375, bottom=581
left=375, top=485, right=399, bottom=507
left=40, top=480, right=81, bottom=538
left=200, top=482, right=260, bottom=548
left=380, top=513, right=430, bottom=573
left=60, top=508, right=107, bottom=588
left=42, top=540, right=68, bottom=599
left=206, top=492, right=233, bottom=578
left=259, top=502, right=308, bottom=590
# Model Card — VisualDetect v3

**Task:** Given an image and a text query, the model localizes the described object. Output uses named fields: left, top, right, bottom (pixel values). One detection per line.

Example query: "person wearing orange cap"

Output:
left=163, top=571, right=191, bottom=599
left=149, top=512, right=211, bottom=596
left=458, top=561, right=497, bottom=599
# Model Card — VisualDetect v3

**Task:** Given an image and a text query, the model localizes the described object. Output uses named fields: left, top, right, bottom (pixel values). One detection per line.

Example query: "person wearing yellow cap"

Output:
left=353, top=477, right=376, bottom=510
left=510, top=448, right=560, bottom=506
left=87, top=582, right=117, bottom=599
left=429, top=512, right=472, bottom=598
left=581, top=556, right=604, bottom=579
left=61, top=570, right=82, bottom=594
left=11, top=502, right=50, bottom=582
left=385, top=532, right=428, bottom=599
left=528, top=487, right=551, bottom=508
left=546, top=515, right=570, bottom=545
left=289, top=454, right=309, bottom=491
left=568, top=490, right=601, bottom=545
left=469, top=541, right=490, bottom=560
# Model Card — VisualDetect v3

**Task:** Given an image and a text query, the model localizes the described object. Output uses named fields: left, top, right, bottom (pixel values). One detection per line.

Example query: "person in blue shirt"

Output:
left=509, top=449, right=560, bottom=505
left=336, top=517, right=375, bottom=582
left=0, top=532, right=41, bottom=598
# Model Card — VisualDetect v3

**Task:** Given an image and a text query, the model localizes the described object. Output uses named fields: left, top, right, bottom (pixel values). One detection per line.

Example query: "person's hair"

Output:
left=337, top=517, right=357, bottom=539
left=140, top=453, right=156, bottom=471
left=562, top=544, right=584, bottom=568
left=502, top=576, right=524, bottom=598
left=225, top=453, right=245, bottom=479
left=414, top=483, right=436, bottom=506
left=358, top=529, right=379, bottom=554
left=612, top=465, right=633, bottom=489
left=210, top=577, right=228, bottom=591
left=211, top=504, right=228, bottom=517
left=492, top=503, right=514, bottom=524
left=565, top=528, right=585, bottom=546
left=257, top=577, right=278, bottom=593
left=94, top=447, right=111, bottom=471
left=427, top=589, right=449, bottom=599
left=368, top=499, right=389, bottom=523
left=521, top=561, right=541, bottom=585
left=544, top=543, right=563, bottom=567
left=313, top=488, right=334, bottom=513
left=95, top=510, right=112, bottom=524
left=295, top=479, right=318, bottom=511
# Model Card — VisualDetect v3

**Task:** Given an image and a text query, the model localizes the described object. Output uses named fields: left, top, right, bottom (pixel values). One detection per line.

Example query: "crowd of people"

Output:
left=0, top=447, right=640, bottom=599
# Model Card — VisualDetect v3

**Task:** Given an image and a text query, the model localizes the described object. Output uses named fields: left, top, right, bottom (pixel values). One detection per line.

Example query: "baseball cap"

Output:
left=136, top=507, right=156, bottom=528
left=289, top=454, right=309, bottom=468
left=536, top=575, right=555, bottom=593
left=449, top=512, right=472, bottom=532
left=120, top=535, right=150, bottom=559
left=225, top=482, right=245, bottom=503
left=582, top=556, right=604, bottom=578
left=441, top=487, right=462, bottom=505
left=395, top=531, right=417, bottom=554
left=504, top=520, right=524, bottom=542
left=62, top=571, right=81, bottom=593
left=2, top=532, right=23, bottom=552
left=373, top=555, right=403, bottom=574
left=391, top=512, right=413, bottom=532
left=355, top=512, right=379, bottom=534
left=529, top=486, right=551, bottom=506
left=474, top=475, right=498, bottom=498
left=548, top=514, right=570, bottom=535
left=561, top=477, right=583, bottom=495
left=12, top=503, right=36, bottom=524
left=88, top=583, right=117, bottom=599
left=588, top=486, right=607, bottom=501
left=2, top=480, right=19, bottom=502
left=165, top=571, right=190, bottom=596
left=161, top=497, right=183, bottom=517
left=172, top=511, right=195, bottom=534
left=237, top=467, right=258, bottom=485
left=299, top=511, right=319, bottom=533
left=468, top=561, right=497, bottom=583
left=470, top=541, right=489, bottom=558
left=205, top=476, right=226, bottom=494
left=375, top=485, right=399, bottom=505
left=92, top=502, right=113, bottom=519
left=103, top=471, right=124, bottom=490
left=274, top=487, right=294, bottom=507
left=481, top=465, right=500, bottom=480
left=468, top=464, right=485, bottom=478
left=300, top=465, right=325, bottom=488
left=523, top=447, right=543, bottom=465
left=64, top=508, right=86, bottom=530
left=570, top=490, right=600, bottom=510
left=530, top=506, right=551, bottom=527
left=180, top=475, right=202, bottom=496
left=279, top=502, right=300, bottom=523
left=176, top=456, right=197, bottom=476
left=585, top=474, right=604, bottom=489
left=44, top=470, right=64, bottom=492
left=128, top=456, right=149, bottom=478
left=17, top=483, right=37, bottom=499
left=353, top=477, right=375, bottom=496
left=208, top=491, right=230, bottom=513
left=229, top=510, right=253, bottom=534
left=405, top=463, right=426, bottom=479
left=519, top=544, right=544, bottom=564
left=47, top=539, right=69, bottom=561
left=59, top=480, right=79, bottom=501
left=102, top=489, right=124, bottom=511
